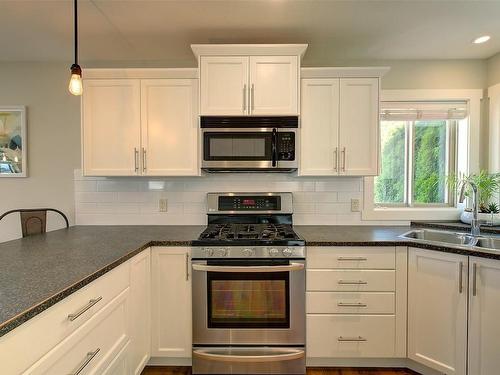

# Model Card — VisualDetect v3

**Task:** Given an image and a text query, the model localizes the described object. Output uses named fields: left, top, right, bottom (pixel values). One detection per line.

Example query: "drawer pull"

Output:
left=337, top=302, right=367, bottom=307
left=337, top=256, right=368, bottom=261
left=71, top=348, right=100, bottom=375
left=338, top=336, right=367, bottom=342
left=338, top=280, right=367, bottom=285
left=67, top=296, right=103, bottom=321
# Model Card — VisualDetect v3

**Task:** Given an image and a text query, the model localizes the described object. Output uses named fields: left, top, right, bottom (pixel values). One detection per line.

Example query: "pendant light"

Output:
left=68, top=0, right=83, bottom=96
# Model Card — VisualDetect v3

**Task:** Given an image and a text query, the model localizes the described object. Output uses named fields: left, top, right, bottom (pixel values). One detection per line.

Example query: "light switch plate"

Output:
left=351, top=198, right=361, bottom=212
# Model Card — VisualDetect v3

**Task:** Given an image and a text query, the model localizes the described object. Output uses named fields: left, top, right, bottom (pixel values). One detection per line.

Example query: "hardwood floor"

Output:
left=141, top=366, right=420, bottom=375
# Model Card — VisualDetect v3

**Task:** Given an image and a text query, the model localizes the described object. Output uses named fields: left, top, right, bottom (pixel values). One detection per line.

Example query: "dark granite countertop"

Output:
left=1, top=223, right=499, bottom=339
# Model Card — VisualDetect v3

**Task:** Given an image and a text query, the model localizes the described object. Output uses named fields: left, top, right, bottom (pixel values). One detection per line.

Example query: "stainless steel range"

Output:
left=191, top=192, right=306, bottom=375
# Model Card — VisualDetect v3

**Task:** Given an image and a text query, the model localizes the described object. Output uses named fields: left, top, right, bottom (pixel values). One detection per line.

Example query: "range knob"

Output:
left=282, top=248, right=293, bottom=257
left=204, top=248, right=214, bottom=257
left=243, top=248, right=254, bottom=257
left=269, top=248, right=280, bottom=257
left=215, top=247, right=228, bottom=257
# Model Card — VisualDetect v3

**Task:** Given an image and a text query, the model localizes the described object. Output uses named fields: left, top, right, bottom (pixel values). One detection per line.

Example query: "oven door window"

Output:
left=207, top=269, right=290, bottom=329
left=203, top=132, right=273, bottom=161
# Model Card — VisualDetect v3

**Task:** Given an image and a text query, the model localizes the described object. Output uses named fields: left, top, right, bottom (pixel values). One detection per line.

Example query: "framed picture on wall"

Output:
left=0, top=106, right=27, bottom=177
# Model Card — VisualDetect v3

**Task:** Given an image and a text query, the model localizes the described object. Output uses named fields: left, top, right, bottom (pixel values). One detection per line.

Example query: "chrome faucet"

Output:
left=459, top=180, right=481, bottom=236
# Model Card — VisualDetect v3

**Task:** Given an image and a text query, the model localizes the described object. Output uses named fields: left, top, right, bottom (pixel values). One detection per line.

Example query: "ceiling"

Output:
left=1, top=0, right=500, bottom=66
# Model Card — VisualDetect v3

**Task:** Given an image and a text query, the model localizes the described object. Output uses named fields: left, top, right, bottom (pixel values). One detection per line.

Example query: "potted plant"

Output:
left=449, top=171, right=500, bottom=226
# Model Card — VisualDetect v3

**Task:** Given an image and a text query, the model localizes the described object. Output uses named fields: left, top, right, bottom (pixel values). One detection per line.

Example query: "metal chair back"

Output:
left=0, top=208, right=69, bottom=237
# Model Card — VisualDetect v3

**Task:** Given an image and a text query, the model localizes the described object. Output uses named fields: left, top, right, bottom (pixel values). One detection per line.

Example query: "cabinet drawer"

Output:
left=307, top=247, right=395, bottom=269
left=307, top=270, right=395, bottom=292
left=307, top=315, right=395, bottom=358
left=307, top=292, right=395, bottom=314
left=24, top=288, right=130, bottom=375
left=0, top=263, right=129, bottom=375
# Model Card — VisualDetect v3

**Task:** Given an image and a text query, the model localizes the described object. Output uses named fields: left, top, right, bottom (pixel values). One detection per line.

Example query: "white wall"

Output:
left=0, top=62, right=80, bottom=242
left=487, top=52, right=500, bottom=87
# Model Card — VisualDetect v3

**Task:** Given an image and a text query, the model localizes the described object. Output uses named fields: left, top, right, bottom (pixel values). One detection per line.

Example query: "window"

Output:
left=375, top=101, right=466, bottom=208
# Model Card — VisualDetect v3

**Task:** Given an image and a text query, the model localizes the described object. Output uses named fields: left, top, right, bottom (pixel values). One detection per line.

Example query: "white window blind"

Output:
left=380, top=101, right=468, bottom=121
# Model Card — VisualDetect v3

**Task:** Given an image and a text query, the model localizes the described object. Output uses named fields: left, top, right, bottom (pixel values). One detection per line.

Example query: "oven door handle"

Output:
left=193, top=348, right=305, bottom=363
left=192, top=263, right=304, bottom=273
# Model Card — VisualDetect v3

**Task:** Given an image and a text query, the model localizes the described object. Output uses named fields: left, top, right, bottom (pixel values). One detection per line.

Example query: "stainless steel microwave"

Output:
left=200, top=117, right=298, bottom=172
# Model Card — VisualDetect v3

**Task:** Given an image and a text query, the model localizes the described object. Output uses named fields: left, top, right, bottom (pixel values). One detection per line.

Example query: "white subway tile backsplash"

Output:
left=74, top=170, right=365, bottom=225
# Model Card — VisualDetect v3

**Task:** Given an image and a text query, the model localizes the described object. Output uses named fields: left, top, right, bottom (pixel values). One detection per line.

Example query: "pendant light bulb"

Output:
left=69, top=64, right=83, bottom=96
left=68, top=0, right=83, bottom=96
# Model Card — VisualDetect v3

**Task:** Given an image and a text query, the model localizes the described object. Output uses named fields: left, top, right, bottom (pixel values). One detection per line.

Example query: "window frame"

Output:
left=363, top=89, right=483, bottom=222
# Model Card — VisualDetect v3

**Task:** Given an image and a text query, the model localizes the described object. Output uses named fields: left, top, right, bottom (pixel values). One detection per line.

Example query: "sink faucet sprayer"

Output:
left=459, top=180, right=481, bottom=236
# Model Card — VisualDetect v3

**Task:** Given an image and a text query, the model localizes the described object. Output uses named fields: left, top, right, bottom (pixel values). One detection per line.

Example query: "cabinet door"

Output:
left=468, top=256, right=500, bottom=375
left=249, top=56, right=298, bottom=115
left=200, top=56, right=249, bottom=115
left=82, top=79, right=141, bottom=176
left=141, top=79, right=199, bottom=176
left=100, top=341, right=130, bottom=375
left=408, top=248, right=467, bottom=375
left=151, top=247, right=192, bottom=358
left=299, top=79, right=340, bottom=175
left=339, top=78, right=379, bottom=176
left=129, top=250, right=151, bottom=375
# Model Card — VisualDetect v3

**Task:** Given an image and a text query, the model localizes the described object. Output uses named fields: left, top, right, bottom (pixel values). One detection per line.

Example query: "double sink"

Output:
left=400, top=229, right=500, bottom=251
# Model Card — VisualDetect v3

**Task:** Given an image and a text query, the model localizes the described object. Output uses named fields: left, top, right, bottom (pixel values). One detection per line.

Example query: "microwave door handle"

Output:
left=192, top=263, right=304, bottom=273
left=271, top=128, right=278, bottom=167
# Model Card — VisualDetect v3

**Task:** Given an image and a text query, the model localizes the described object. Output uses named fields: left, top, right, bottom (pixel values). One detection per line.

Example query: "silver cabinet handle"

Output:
left=338, top=280, right=367, bottom=285
left=459, top=261, right=463, bottom=294
left=192, top=263, right=304, bottom=273
left=337, top=256, right=368, bottom=261
left=338, top=336, right=367, bottom=342
left=250, top=83, right=255, bottom=112
left=134, top=147, right=139, bottom=173
left=142, top=147, right=147, bottom=172
left=337, top=302, right=367, bottom=307
left=67, top=296, right=103, bottom=321
left=185, top=253, right=190, bottom=281
left=333, top=147, right=338, bottom=171
left=472, top=262, right=477, bottom=296
left=243, top=84, right=247, bottom=113
left=341, top=147, right=346, bottom=172
left=71, top=348, right=100, bottom=375
left=193, top=348, right=304, bottom=363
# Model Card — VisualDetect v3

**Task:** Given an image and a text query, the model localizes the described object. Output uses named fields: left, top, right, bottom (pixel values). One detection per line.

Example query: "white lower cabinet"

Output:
left=101, top=341, right=131, bottom=375
left=151, top=247, right=192, bottom=358
left=306, top=246, right=405, bottom=360
left=24, top=288, right=130, bottom=374
left=408, top=248, right=467, bottom=375
left=129, top=250, right=151, bottom=374
left=468, top=256, right=500, bottom=375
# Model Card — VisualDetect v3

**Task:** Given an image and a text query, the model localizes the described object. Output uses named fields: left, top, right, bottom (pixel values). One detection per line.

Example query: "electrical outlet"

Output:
left=351, top=198, right=361, bottom=212
left=159, top=198, right=168, bottom=212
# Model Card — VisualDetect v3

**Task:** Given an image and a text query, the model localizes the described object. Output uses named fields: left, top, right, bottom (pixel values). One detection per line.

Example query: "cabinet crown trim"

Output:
left=83, top=68, right=198, bottom=79
left=301, top=67, right=390, bottom=78
left=191, top=44, right=308, bottom=59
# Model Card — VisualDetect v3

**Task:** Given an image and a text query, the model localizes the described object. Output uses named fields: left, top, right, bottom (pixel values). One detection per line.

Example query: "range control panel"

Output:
left=218, top=195, right=282, bottom=211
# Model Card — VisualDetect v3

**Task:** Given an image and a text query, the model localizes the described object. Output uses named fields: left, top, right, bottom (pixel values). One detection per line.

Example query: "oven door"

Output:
left=201, top=128, right=297, bottom=171
left=192, top=259, right=305, bottom=345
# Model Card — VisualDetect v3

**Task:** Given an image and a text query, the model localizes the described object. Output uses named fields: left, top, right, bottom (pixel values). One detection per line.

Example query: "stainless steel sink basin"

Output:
left=476, top=237, right=500, bottom=250
left=400, top=229, right=477, bottom=246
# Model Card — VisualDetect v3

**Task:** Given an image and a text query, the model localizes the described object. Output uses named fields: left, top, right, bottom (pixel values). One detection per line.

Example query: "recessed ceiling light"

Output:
left=473, top=35, right=491, bottom=44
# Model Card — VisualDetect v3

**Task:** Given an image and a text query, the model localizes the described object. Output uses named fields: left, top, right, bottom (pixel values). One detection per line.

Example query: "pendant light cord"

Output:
left=74, top=0, right=78, bottom=65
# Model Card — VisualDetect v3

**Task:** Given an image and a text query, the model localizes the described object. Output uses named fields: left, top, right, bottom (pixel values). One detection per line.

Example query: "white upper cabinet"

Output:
left=200, top=56, right=249, bottom=116
left=194, top=45, right=306, bottom=116
left=299, top=78, right=340, bottom=175
left=468, top=256, right=500, bottom=375
left=141, top=79, right=199, bottom=176
left=82, top=79, right=141, bottom=176
left=299, top=75, right=380, bottom=176
left=408, top=248, right=467, bottom=375
left=339, top=78, right=379, bottom=176
left=82, top=71, right=200, bottom=177
left=249, top=56, right=298, bottom=115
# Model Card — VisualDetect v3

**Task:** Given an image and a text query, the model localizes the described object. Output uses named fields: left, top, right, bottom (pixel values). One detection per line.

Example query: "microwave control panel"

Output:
left=277, top=133, right=295, bottom=161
